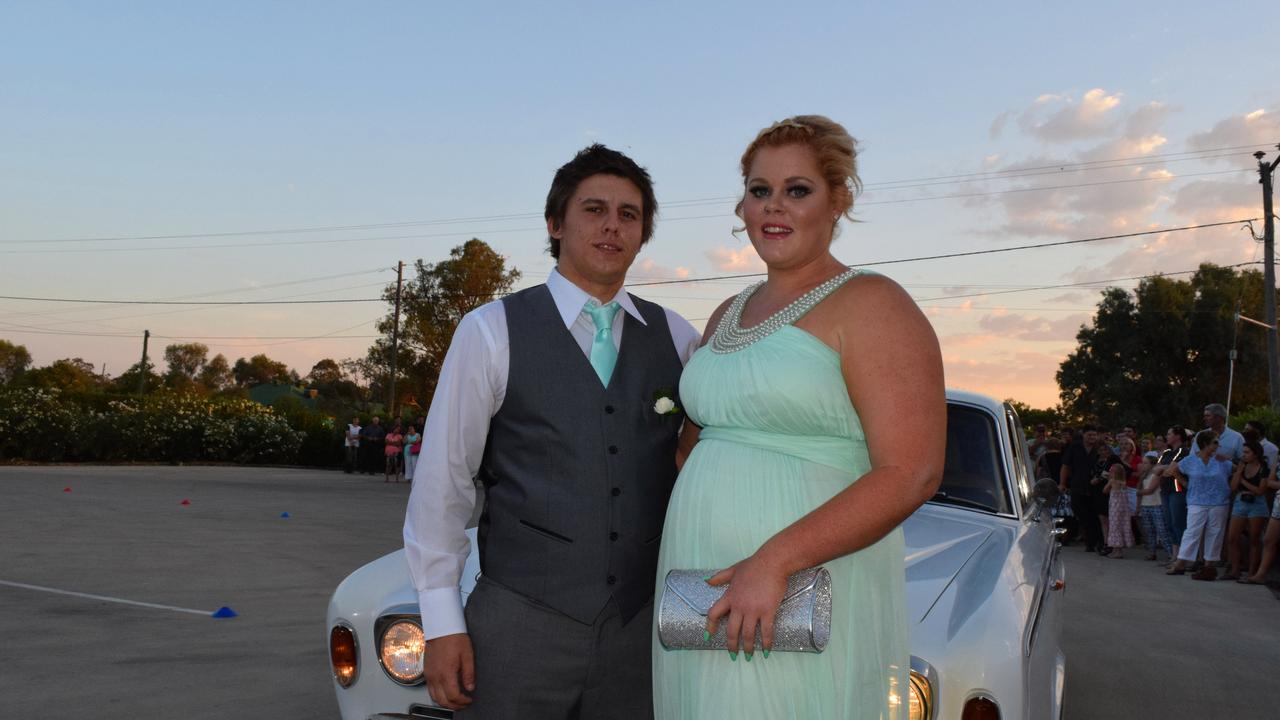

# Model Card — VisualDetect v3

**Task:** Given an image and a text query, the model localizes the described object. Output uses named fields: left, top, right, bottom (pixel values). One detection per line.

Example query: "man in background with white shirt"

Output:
left=404, top=144, right=700, bottom=718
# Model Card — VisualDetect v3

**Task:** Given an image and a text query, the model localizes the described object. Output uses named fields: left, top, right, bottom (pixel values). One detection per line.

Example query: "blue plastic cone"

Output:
left=280, top=512, right=291, bottom=519
left=211, top=606, right=238, bottom=619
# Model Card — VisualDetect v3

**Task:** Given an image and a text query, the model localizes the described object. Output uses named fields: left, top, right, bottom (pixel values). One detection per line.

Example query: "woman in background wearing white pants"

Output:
left=1167, top=429, right=1233, bottom=581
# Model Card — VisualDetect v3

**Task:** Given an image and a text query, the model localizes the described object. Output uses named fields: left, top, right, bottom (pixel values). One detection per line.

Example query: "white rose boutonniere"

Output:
left=652, top=388, right=681, bottom=416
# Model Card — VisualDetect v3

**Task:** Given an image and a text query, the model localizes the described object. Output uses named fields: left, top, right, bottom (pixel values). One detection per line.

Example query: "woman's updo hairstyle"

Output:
left=734, top=115, right=862, bottom=227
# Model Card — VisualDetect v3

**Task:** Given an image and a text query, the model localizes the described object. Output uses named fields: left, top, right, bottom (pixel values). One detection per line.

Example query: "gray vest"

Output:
left=477, top=284, right=684, bottom=624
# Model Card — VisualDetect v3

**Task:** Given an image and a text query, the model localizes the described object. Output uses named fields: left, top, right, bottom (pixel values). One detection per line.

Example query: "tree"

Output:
left=22, top=357, right=102, bottom=393
left=163, top=342, right=210, bottom=382
left=1006, top=399, right=1066, bottom=432
left=0, top=339, right=32, bottom=384
left=1057, top=263, right=1269, bottom=430
left=232, top=354, right=294, bottom=387
left=199, top=353, right=232, bottom=391
left=369, top=239, right=521, bottom=408
left=112, top=360, right=163, bottom=394
left=307, top=358, right=343, bottom=386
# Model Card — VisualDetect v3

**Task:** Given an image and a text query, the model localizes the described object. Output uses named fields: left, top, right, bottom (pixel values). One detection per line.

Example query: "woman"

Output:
left=1222, top=440, right=1269, bottom=580
left=1157, top=426, right=1191, bottom=564
left=1241, top=467, right=1280, bottom=584
left=403, top=424, right=422, bottom=483
left=1167, top=430, right=1233, bottom=580
left=1117, top=437, right=1143, bottom=544
left=653, top=116, right=945, bottom=718
left=383, top=422, right=404, bottom=483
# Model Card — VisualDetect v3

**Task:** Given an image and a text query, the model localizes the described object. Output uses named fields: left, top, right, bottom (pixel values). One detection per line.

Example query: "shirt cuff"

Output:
left=417, top=587, right=468, bottom=641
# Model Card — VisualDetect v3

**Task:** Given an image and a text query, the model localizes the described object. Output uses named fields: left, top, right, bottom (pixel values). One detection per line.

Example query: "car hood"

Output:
left=901, top=504, right=996, bottom=624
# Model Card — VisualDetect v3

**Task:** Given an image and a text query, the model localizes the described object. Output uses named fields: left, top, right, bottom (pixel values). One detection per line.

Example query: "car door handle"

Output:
left=1051, top=528, right=1067, bottom=537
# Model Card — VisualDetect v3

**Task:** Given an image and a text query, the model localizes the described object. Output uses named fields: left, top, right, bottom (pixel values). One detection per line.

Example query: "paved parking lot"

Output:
left=1, top=465, right=1276, bottom=719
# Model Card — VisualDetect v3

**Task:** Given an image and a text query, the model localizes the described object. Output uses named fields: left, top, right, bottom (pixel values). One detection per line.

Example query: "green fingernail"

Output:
left=763, top=649, right=770, bottom=659
left=703, top=629, right=711, bottom=642
left=729, top=651, right=738, bottom=661
left=745, top=652, right=753, bottom=662
left=702, top=575, right=712, bottom=582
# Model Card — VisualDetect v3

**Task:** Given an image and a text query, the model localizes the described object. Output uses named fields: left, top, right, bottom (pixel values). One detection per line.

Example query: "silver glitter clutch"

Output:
left=656, top=567, right=832, bottom=653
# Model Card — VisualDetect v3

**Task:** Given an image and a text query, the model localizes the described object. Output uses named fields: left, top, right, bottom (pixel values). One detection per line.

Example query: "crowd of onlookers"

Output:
left=341, top=415, right=424, bottom=482
left=1031, top=403, right=1280, bottom=584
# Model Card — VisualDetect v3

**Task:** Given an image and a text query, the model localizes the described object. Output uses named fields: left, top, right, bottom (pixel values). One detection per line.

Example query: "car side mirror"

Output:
left=1031, top=477, right=1060, bottom=508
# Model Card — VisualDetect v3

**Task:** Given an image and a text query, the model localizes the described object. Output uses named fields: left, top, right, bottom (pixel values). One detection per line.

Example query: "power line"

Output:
left=5, top=143, right=1269, bottom=247
left=0, top=169, right=1254, bottom=256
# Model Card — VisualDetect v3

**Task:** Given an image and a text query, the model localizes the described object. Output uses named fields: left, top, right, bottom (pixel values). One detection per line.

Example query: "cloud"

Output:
left=1186, top=108, right=1280, bottom=158
left=706, top=245, right=766, bottom=273
left=1016, top=89, right=1124, bottom=143
left=1045, top=292, right=1088, bottom=304
left=977, top=312, right=1089, bottom=341
left=629, top=258, right=691, bottom=280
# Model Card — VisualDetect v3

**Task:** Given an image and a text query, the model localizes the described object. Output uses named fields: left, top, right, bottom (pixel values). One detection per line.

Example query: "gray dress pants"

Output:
left=456, top=577, right=653, bottom=720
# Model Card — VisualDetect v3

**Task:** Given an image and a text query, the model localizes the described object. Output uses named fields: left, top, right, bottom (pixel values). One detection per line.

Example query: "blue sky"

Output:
left=3, top=1, right=1278, bottom=407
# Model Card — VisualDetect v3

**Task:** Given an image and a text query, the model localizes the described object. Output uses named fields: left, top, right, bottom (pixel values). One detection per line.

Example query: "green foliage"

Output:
left=0, top=339, right=32, bottom=384
left=1057, top=263, right=1268, bottom=430
left=1228, top=405, right=1280, bottom=437
left=0, top=387, right=303, bottom=464
left=369, top=239, right=522, bottom=412
left=1006, top=399, right=1066, bottom=432
left=232, top=353, right=294, bottom=387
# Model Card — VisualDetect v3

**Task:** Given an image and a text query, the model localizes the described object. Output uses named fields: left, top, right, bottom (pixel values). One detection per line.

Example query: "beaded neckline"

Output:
left=710, top=268, right=862, bottom=354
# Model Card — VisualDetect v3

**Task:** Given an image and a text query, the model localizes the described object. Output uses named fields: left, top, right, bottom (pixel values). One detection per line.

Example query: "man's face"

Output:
left=550, top=174, right=645, bottom=296
left=372, top=417, right=380, bottom=426
left=1035, top=425, right=1047, bottom=438
left=352, top=417, right=359, bottom=424
left=1204, top=410, right=1223, bottom=430
left=1083, top=430, right=1098, bottom=446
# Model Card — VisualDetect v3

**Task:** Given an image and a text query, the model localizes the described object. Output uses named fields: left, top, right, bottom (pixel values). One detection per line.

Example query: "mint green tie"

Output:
left=585, top=301, right=622, bottom=386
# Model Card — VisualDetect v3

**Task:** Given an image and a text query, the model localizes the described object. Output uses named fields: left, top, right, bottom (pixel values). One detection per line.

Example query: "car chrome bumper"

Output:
left=368, top=706, right=453, bottom=720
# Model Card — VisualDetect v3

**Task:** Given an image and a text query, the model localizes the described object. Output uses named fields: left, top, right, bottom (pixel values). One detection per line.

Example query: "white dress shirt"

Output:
left=403, top=269, right=701, bottom=641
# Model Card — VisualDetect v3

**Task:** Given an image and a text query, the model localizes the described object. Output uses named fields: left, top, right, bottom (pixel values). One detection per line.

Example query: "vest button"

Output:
left=608, top=445, right=619, bottom=454
left=609, top=531, right=619, bottom=541
left=611, top=487, right=621, bottom=496
left=607, top=575, right=617, bottom=585
left=604, top=405, right=615, bottom=414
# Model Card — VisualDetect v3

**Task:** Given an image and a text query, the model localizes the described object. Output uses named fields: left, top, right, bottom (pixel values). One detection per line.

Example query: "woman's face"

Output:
left=741, top=144, right=838, bottom=271
left=1243, top=446, right=1256, bottom=463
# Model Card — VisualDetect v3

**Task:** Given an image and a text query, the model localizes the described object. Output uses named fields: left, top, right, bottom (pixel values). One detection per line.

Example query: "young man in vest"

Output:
left=404, top=144, right=700, bottom=718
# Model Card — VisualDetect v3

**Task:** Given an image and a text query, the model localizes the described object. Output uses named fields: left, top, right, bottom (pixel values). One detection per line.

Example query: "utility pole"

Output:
left=138, top=329, right=150, bottom=394
left=388, top=261, right=404, bottom=419
left=1257, top=149, right=1280, bottom=410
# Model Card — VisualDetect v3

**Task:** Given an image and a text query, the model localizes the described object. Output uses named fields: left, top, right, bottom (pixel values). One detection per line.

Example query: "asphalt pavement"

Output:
left=1, top=465, right=1276, bottom=719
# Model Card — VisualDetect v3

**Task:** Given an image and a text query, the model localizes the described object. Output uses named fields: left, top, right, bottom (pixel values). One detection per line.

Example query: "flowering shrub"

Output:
left=0, top=388, right=303, bottom=464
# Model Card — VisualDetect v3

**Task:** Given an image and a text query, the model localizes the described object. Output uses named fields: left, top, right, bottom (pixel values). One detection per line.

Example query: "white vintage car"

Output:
left=327, top=390, right=1065, bottom=719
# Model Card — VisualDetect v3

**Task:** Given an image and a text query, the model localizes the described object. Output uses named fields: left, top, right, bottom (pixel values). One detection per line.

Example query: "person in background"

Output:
left=1103, top=456, right=1135, bottom=558
left=1241, top=467, right=1280, bottom=585
left=384, top=421, right=404, bottom=483
left=1156, top=426, right=1192, bottom=564
left=1062, top=425, right=1106, bottom=553
left=1222, top=440, right=1269, bottom=580
left=1245, top=420, right=1278, bottom=470
left=344, top=416, right=361, bottom=474
left=360, top=416, right=385, bottom=475
left=1192, top=403, right=1243, bottom=462
left=1117, top=437, right=1143, bottom=545
left=404, top=423, right=422, bottom=483
left=1137, top=454, right=1172, bottom=561
left=1167, top=430, right=1233, bottom=580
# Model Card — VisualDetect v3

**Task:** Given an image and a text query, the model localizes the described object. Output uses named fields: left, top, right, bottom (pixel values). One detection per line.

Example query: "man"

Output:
left=404, top=145, right=700, bottom=718
left=1191, top=404, right=1243, bottom=462
left=1244, top=420, right=1278, bottom=470
left=359, top=416, right=384, bottom=475
left=343, top=416, right=361, bottom=474
left=1061, top=424, right=1107, bottom=553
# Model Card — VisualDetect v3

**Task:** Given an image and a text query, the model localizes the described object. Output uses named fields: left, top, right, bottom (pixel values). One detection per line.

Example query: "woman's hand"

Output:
left=703, top=551, right=791, bottom=660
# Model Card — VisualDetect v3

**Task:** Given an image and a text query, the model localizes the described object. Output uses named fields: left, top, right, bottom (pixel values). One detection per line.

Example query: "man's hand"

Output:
left=423, top=633, right=475, bottom=710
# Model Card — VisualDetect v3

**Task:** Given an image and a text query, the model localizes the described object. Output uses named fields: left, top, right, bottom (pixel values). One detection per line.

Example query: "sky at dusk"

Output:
left=3, top=1, right=1279, bottom=408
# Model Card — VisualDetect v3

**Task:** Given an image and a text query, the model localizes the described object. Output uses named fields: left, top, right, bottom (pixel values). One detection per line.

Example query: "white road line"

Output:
left=0, top=579, right=214, bottom=616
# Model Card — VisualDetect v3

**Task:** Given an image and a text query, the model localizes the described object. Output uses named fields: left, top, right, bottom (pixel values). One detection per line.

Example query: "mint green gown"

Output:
left=653, top=271, right=909, bottom=719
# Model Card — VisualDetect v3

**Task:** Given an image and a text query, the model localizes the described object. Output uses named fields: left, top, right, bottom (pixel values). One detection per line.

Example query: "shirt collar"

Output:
left=547, top=268, right=647, bottom=329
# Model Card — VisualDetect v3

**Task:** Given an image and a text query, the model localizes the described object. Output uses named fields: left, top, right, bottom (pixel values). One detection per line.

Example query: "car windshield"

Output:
left=931, top=403, right=1012, bottom=515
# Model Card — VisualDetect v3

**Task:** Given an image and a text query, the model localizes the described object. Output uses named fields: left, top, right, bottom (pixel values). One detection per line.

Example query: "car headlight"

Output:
left=329, top=623, right=358, bottom=688
left=907, top=668, right=933, bottom=720
left=378, top=619, right=425, bottom=685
